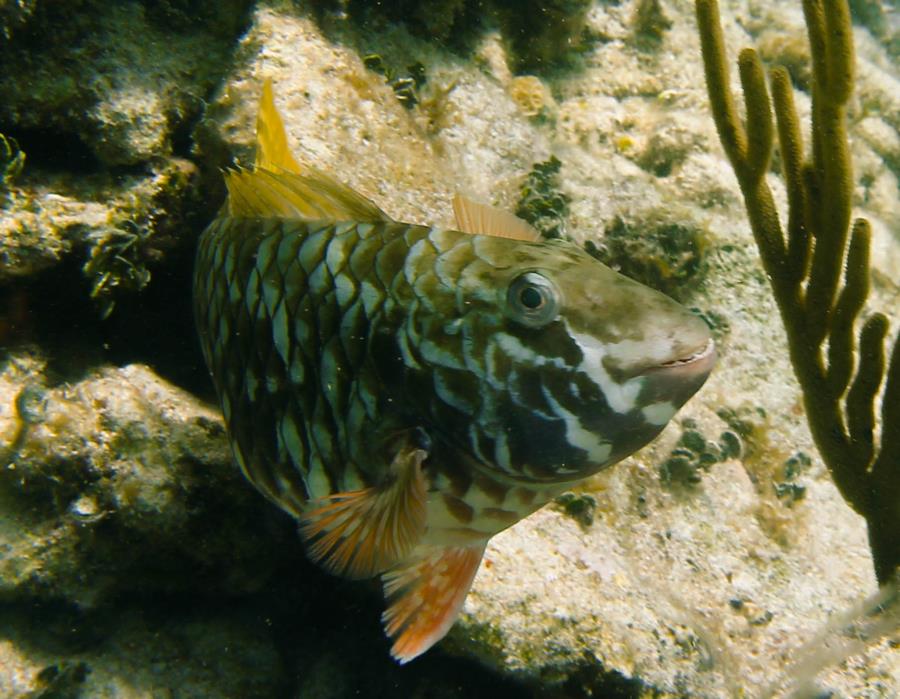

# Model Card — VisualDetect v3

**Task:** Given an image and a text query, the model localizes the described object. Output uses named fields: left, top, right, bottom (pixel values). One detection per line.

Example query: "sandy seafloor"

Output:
left=0, top=0, right=898, bottom=697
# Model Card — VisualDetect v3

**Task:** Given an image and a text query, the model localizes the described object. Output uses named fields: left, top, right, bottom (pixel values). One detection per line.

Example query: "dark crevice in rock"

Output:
left=556, top=662, right=648, bottom=698
left=1, top=562, right=536, bottom=698
left=3, top=259, right=106, bottom=383
left=1, top=126, right=103, bottom=176
left=99, top=241, right=212, bottom=397
left=309, top=0, right=593, bottom=73
left=2, top=238, right=210, bottom=398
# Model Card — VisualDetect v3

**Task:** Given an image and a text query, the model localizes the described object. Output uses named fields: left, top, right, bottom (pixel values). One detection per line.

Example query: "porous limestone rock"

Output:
left=1, top=0, right=898, bottom=697
left=0, top=0, right=247, bottom=313
left=0, top=1, right=251, bottom=167
left=0, top=159, right=203, bottom=300
left=0, top=354, right=293, bottom=607
left=0, top=606, right=286, bottom=698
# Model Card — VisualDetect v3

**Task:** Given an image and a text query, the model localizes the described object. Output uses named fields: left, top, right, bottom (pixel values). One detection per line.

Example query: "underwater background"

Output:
left=0, top=0, right=898, bottom=697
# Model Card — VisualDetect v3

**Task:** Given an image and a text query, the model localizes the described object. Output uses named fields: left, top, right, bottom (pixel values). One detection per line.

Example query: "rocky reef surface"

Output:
left=1, top=0, right=898, bottom=697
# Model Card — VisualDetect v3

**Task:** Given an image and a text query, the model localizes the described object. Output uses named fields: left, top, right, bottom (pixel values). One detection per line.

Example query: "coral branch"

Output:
left=876, top=336, right=900, bottom=469
left=696, top=0, right=900, bottom=583
left=846, top=314, right=886, bottom=466
left=695, top=0, right=747, bottom=167
left=827, top=221, right=871, bottom=396
left=738, top=49, right=774, bottom=181
left=770, top=68, right=808, bottom=285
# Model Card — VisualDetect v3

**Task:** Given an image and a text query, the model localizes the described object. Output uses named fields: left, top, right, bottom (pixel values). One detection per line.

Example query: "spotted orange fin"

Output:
left=298, top=447, right=428, bottom=580
left=452, top=194, right=542, bottom=242
left=381, top=542, right=487, bottom=663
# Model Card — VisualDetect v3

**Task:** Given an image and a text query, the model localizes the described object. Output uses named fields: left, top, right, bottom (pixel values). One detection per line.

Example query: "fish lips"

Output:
left=638, top=338, right=716, bottom=407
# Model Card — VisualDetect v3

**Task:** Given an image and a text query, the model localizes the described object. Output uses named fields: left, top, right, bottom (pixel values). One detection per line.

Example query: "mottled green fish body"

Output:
left=193, top=82, right=715, bottom=663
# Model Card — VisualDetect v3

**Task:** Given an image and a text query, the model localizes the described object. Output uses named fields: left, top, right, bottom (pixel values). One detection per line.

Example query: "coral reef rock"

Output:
left=0, top=0, right=898, bottom=697
left=0, top=355, right=293, bottom=607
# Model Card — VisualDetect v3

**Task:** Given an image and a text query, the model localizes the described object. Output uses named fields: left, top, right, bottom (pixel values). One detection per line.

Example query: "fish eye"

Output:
left=507, top=272, right=560, bottom=327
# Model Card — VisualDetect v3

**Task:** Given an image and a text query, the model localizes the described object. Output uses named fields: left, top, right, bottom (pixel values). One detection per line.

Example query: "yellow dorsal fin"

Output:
left=224, top=79, right=391, bottom=222
left=452, top=194, right=542, bottom=242
left=255, top=79, right=303, bottom=173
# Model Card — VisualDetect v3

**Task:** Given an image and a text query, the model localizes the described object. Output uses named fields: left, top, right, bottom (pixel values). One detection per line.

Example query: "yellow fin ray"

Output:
left=225, top=79, right=390, bottom=222
left=452, top=194, right=542, bottom=242
left=255, top=79, right=303, bottom=173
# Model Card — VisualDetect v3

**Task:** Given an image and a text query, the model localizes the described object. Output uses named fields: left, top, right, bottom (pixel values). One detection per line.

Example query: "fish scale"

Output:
left=194, top=82, right=715, bottom=662
left=199, top=217, right=453, bottom=502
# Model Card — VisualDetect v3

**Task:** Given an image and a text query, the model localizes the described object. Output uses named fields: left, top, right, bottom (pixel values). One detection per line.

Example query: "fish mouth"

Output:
left=603, top=337, right=716, bottom=384
left=637, top=337, right=715, bottom=408
left=655, top=338, right=716, bottom=373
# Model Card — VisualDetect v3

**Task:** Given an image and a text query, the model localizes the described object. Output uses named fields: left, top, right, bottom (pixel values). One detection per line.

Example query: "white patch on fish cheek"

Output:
left=565, top=322, right=641, bottom=414
left=609, top=337, right=678, bottom=367
left=642, top=401, right=676, bottom=426
left=540, top=385, right=612, bottom=467
left=494, top=333, right=538, bottom=364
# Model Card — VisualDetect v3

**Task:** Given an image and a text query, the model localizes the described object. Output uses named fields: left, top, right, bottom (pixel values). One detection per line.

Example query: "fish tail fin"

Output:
left=224, top=79, right=391, bottom=222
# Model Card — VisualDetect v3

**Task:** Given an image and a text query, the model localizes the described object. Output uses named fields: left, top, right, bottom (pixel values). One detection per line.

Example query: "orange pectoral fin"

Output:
left=297, top=447, right=428, bottom=580
left=381, top=542, right=487, bottom=664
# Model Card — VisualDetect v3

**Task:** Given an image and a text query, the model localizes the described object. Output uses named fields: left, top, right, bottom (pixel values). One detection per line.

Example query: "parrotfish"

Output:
left=193, top=81, right=715, bottom=663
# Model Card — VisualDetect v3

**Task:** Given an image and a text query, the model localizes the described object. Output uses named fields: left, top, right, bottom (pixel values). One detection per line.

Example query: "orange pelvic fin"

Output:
left=298, top=446, right=428, bottom=580
left=381, top=542, right=487, bottom=663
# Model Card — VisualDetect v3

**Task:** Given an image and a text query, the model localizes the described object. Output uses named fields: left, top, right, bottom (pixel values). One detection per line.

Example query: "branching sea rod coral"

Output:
left=695, top=0, right=900, bottom=584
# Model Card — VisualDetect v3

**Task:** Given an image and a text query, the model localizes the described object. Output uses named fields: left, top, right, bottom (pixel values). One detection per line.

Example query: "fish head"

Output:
left=428, top=236, right=715, bottom=484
